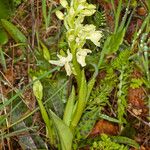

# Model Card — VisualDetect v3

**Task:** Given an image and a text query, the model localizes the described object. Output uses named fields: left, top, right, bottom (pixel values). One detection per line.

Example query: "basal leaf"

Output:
left=0, top=0, right=12, bottom=19
left=1, top=19, right=27, bottom=43
left=33, top=77, right=43, bottom=101
left=43, top=79, right=65, bottom=118
left=0, top=28, right=8, bottom=45
left=50, top=110, right=73, bottom=150
left=63, top=86, right=75, bottom=126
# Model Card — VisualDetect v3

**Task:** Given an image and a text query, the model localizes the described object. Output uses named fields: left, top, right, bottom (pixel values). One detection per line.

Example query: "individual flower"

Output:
left=86, top=30, right=103, bottom=47
left=49, top=50, right=73, bottom=76
left=83, top=24, right=103, bottom=47
left=76, top=48, right=92, bottom=67
left=76, top=24, right=103, bottom=48
left=78, top=24, right=102, bottom=46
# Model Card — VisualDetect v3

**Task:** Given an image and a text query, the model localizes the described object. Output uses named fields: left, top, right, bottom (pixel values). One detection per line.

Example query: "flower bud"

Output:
left=55, top=10, right=64, bottom=20
left=60, top=0, right=68, bottom=8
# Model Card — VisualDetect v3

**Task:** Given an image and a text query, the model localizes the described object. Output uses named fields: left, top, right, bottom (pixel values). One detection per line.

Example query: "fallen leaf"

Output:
left=89, top=120, right=119, bottom=137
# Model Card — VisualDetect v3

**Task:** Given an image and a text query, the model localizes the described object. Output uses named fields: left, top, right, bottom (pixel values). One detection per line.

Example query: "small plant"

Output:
left=31, top=0, right=144, bottom=149
left=91, top=134, right=128, bottom=150
left=33, top=0, right=103, bottom=149
left=50, top=0, right=103, bottom=130
left=111, top=49, right=131, bottom=124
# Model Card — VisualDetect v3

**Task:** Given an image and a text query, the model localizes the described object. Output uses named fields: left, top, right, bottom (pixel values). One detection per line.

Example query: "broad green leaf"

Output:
left=86, top=63, right=98, bottom=100
left=103, top=28, right=126, bottom=55
left=33, top=77, right=55, bottom=146
left=40, top=41, right=50, bottom=61
left=50, top=109, right=73, bottom=150
left=1, top=19, right=27, bottom=43
left=63, top=86, right=75, bottom=126
left=33, top=77, right=43, bottom=101
left=0, top=0, right=12, bottom=19
left=0, top=28, right=8, bottom=45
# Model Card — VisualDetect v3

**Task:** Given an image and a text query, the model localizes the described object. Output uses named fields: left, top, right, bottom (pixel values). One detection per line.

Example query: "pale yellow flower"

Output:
left=49, top=50, right=73, bottom=76
left=86, top=30, right=103, bottom=47
left=60, top=0, right=68, bottom=8
left=55, top=10, right=64, bottom=20
left=83, top=25, right=103, bottom=47
left=76, top=48, right=92, bottom=67
left=76, top=24, right=103, bottom=47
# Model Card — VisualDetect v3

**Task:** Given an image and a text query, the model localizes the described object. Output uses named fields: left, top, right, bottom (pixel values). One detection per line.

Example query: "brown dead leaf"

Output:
left=128, top=88, right=145, bottom=109
left=131, top=69, right=143, bottom=79
left=89, top=120, right=119, bottom=137
left=128, top=87, right=148, bottom=116
left=128, top=69, right=148, bottom=116
left=130, top=145, right=150, bottom=150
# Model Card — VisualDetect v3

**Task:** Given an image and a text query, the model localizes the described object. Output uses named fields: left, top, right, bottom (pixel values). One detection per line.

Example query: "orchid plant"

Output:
left=33, top=0, right=103, bottom=149
left=50, top=0, right=102, bottom=86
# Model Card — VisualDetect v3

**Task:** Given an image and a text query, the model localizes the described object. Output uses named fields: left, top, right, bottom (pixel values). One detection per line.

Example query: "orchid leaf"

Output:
left=63, top=86, right=75, bottom=126
left=1, top=19, right=27, bottom=43
left=49, top=109, right=73, bottom=150
left=103, top=28, right=126, bottom=55
left=0, top=28, right=8, bottom=45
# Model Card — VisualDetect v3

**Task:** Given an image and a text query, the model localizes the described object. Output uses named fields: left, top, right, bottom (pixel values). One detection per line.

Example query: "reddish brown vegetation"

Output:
left=89, top=120, right=119, bottom=137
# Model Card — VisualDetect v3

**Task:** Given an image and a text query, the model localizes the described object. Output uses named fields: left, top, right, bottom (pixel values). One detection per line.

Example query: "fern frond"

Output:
left=111, top=49, right=131, bottom=70
left=111, top=49, right=131, bottom=124
left=87, top=68, right=117, bottom=110
left=117, top=69, right=129, bottom=124
left=75, top=109, right=99, bottom=140
left=94, top=10, right=106, bottom=28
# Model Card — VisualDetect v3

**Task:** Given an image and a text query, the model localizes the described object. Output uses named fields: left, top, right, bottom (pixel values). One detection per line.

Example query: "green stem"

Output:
left=71, top=48, right=81, bottom=87
left=98, top=51, right=105, bottom=68
left=0, top=46, right=7, bottom=71
left=71, top=70, right=87, bottom=130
